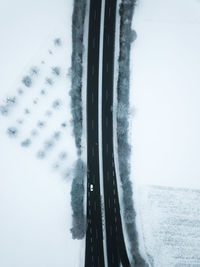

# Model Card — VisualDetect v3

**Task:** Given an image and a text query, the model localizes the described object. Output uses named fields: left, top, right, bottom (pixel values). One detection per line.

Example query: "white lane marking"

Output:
left=91, top=92, right=94, bottom=103
left=112, top=170, right=115, bottom=177
left=106, top=89, right=109, bottom=100
left=108, top=7, right=111, bottom=17
left=94, top=201, right=96, bottom=211
left=106, top=143, right=109, bottom=153
left=93, top=173, right=95, bottom=183
left=112, top=253, right=114, bottom=263
left=93, top=37, right=96, bottom=48
left=106, top=62, right=109, bottom=73
left=107, top=35, right=110, bottom=46
left=114, top=207, right=116, bottom=213
left=110, top=225, right=113, bottom=235
left=92, top=255, right=94, bottom=262
left=91, top=237, right=93, bottom=243
left=90, top=227, right=92, bottom=234
left=114, top=198, right=116, bottom=204
left=107, top=171, right=109, bottom=180
left=92, top=65, right=95, bottom=75
left=105, top=117, right=108, bottom=127
left=96, top=229, right=98, bottom=239
left=89, top=209, right=91, bottom=215
left=98, top=256, right=100, bottom=266
left=113, top=188, right=116, bottom=195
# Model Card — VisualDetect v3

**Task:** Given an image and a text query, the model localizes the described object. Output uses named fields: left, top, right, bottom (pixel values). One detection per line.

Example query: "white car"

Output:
left=90, top=184, right=94, bottom=192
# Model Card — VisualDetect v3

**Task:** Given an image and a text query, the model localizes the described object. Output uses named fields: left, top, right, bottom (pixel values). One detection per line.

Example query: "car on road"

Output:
left=90, top=184, right=94, bottom=192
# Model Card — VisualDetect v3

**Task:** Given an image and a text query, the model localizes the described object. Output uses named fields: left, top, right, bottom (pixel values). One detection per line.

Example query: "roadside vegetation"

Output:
left=69, top=0, right=86, bottom=156
left=70, top=159, right=86, bottom=239
left=69, top=0, right=87, bottom=239
left=117, top=0, right=148, bottom=266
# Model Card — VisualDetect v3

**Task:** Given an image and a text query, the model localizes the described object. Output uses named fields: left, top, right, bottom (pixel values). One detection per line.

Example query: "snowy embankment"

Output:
left=115, top=0, right=149, bottom=266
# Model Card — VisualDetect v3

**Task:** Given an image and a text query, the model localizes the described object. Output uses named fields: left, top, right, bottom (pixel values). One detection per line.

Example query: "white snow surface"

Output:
left=131, top=0, right=200, bottom=266
left=0, top=1, right=83, bottom=267
left=1, top=0, right=200, bottom=266
left=130, top=0, right=200, bottom=188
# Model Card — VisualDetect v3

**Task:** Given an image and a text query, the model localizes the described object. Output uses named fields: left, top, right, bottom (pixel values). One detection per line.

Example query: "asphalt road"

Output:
left=84, top=0, right=105, bottom=267
left=85, top=0, right=130, bottom=266
left=102, top=0, right=130, bottom=266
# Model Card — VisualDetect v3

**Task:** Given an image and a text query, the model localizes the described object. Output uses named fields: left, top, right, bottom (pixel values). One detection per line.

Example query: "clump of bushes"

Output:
left=117, top=0, right=148, bottom=266
left=69, top=0, right=87, bottom=157
left=69, top=0, right=87, bottom=240
left=70, top=158, right=86, bottom=239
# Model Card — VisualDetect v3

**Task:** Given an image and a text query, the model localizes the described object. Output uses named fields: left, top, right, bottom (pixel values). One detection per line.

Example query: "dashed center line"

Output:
left=106, top=89, right=109, bottom=100
left=91, top=119, right=94, bottom=130
left=96, top=229, right=98, bottom=239
left=105, top=117, right=108, bottom=127
left=108, top=6, right=111, bottom=17
left=106, top=62, right=109, bottom=73
left=107, top=35, right=110, bottom=46
left=107, top=171, right=109, bottom=180
left=92, top=65, right=95, bottom=75
left=94, top=201, right=97, bottom=211
left=93, top=37, right=96, bottom=48
left=106, top=143, right=109, bottom=153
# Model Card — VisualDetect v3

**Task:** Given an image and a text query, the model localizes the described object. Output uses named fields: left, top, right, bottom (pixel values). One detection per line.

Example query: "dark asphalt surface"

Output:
left=85, top=0, right=130, bottom=266
left=102, top=1, right=130, bottom=266
left=85, top=0, right=105, bottom=267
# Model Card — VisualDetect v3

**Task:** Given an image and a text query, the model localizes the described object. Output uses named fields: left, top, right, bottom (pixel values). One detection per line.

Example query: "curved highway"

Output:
left=85, top=0, right=131, bottom=266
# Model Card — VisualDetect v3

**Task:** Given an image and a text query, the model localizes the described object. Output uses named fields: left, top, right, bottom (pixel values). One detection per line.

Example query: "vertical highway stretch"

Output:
left=85, top=0, right=105, bottom=266
left=85, top=0, right=131, bottom=266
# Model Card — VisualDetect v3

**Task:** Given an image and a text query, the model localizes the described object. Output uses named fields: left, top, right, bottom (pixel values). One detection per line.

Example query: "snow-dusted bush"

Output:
left=70, top=158, right=86, bottom=239
left=69, top=0, right=87, bottom=240
left=117, top=0, right=148, bottom=266
left=69, top=0, right=86, bottom=156
left=22, top=75, right=32, bottom=87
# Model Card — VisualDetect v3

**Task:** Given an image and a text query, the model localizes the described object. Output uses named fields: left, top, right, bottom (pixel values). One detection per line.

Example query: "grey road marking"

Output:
left=93, top=37, right=96, bottom=48
left=106, top=62, right=109, bottom=73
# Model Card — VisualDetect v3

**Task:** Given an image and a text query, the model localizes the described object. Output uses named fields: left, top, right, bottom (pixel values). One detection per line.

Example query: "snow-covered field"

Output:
left=138, top=185, right=200, bottom=266
left=130, top=0, right=200, bottom=188
left=0, top=1, right=83, bottom=266
left=131, top=0, right=200, bottom=265
left=1, top=0, right=200, bottom=266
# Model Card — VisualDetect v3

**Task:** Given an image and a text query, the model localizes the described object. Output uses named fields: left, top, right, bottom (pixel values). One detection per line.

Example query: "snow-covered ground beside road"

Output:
left=131, top=0, right=200, bottom=265
left=0, top=1, right=83, bottom=267
left=131, top=0, right=200, bottom=188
